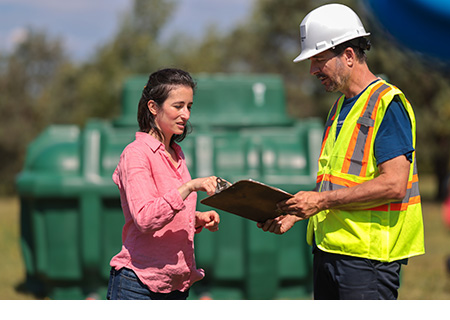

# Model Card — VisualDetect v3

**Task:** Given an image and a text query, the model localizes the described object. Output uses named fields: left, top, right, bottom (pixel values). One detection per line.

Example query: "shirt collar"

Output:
left=135, top=132, right=182, bottom=156
left=135, top=132, right=163, bottom=153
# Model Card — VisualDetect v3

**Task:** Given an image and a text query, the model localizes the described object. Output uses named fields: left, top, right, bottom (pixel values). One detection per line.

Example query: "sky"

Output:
left=0, top=0, right=255, bottom=62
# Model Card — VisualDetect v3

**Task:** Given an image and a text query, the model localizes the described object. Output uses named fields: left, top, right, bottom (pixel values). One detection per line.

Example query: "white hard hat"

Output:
left=293, top=3, right=370, bottom=62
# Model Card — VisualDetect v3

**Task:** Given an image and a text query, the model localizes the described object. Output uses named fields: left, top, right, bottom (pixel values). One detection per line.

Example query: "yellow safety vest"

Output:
left=307, top=80, right=425, bottom=262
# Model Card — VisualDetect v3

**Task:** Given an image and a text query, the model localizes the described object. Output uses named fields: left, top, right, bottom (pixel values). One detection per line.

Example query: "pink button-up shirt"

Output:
left=110, top=132, right=204, bottom=293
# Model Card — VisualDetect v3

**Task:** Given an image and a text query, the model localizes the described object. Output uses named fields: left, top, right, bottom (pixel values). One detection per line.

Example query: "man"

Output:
left=257, top=3, right=424, bottom=300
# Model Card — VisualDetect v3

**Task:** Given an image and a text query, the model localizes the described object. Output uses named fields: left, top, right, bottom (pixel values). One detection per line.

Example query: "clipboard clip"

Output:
left=215, top=177, right=231, bottom=194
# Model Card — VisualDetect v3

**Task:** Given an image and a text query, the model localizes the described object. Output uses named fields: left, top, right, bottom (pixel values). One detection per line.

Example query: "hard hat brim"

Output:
left=293, top=49, right=325, bottom=63
left=293, top=32, right=370, bottom=63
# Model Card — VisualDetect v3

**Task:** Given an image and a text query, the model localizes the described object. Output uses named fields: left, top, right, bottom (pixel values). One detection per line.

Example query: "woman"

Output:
left=107, top=68, right=220, bottom=300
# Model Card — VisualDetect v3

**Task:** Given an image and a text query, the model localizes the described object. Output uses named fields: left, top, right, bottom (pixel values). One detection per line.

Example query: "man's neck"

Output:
left=342, top=64, right=378, bottom=98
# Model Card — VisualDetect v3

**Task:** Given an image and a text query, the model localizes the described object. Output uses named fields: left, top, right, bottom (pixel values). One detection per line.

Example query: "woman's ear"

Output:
left=148, top=100, right=158, bottom=116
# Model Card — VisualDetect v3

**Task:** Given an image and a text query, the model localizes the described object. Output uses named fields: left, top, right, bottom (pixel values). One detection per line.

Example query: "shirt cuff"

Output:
left=163, top=188, right=186, bottom=212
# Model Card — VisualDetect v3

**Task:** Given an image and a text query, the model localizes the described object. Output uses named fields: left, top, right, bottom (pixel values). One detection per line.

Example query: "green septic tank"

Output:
left=16, top=74, right=323, bottom=300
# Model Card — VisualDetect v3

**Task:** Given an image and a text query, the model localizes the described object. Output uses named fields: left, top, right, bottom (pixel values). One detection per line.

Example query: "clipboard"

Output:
left=200, top=179, right=293, bottom=222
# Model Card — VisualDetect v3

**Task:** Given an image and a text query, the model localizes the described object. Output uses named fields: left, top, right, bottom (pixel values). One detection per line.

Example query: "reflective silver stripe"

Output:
left=408, top=179, right=420, bottom=198
left=390, top=189, right=419, bottom=209
left=394, top=185, right=420, bottom=208
left=413, top=156, right=418, bottom=175
left=398, top=158, right=420, bottom=203
left=403, top=161, right=420, bottom=202
left=347, top=84, right=391, bottom=176
left=320, top=177, right=418, bottom=196
left=319, top=176, right=419, bottom=209
left=357, top=117, right=375, bottom=127
left=317, top=180, right=347, bottom=192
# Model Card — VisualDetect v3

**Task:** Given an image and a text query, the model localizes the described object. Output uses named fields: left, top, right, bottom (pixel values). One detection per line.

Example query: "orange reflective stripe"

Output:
left=341, top=127, right=358, bottom=173
left=409, top=173, right=419, bottom=185
left=320, top=97, right=341, bottom=156
left=317, top=173, right=359, bottom=189
left=409, top=195, right=421, bottom=205
left=369, top=204, right=389, bottom=212
left=319, top=126, right=331, bottom=157
left=316, top=174, right=324, bottom=184
left=359, top=86, right=391, bottom=174
left=365, top=195, right=421, bottom=212
left=329, top=175, right=359, bottom=187
left=341, top=82, right=387, bottom=175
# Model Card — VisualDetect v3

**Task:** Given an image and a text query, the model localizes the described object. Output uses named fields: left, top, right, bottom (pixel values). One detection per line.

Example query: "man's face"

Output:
left=309, top=50, right=349, bottom=93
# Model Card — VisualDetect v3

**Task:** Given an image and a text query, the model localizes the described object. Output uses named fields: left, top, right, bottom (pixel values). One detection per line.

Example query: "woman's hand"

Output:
left=190, top=176, right=218, bottom=195
left=178, top=176, right=218, bottom=199
left=195, top=210, right=220, bottom=232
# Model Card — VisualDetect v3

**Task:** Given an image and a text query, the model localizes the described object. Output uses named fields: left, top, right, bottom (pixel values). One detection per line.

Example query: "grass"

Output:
left=398, top=174, right=450, bottom=299
left=399, top=200, right=450, bottom=299
left=0, top=197, right=35, bottom=300
left=1, top=176, right=450, bottom=299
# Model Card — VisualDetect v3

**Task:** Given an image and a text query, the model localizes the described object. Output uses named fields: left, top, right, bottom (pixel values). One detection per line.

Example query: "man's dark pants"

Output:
left=313, top=248, right=402, bottom=300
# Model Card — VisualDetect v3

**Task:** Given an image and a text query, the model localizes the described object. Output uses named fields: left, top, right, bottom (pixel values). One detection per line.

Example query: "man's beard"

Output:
left=318, top=59, right=349, bottom=93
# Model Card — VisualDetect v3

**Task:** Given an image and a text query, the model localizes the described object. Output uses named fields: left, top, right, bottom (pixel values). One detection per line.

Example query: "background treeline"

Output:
left=1, top=0, right=449, bottom=199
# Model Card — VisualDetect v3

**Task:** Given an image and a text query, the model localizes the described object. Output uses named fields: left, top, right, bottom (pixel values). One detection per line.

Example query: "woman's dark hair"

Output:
left=138, top=68, right=196, bottom=143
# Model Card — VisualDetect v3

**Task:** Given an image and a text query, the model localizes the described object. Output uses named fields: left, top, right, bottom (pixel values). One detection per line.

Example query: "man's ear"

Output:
left=343, top=47, right=355, bottom=67
left=148, top=100, right=158, bottom=116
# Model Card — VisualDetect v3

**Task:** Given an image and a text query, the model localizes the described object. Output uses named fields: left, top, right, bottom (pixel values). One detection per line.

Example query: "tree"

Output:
left=4, top=0, right=450, bottom=199
left=182, top=0, right=450, bottom=199
left=1, top=0, right=187, bottom=194
left=0, top=29, right=68, bottom=193
left=363, top=5, right=450, bottom=200
left=39, top=0, right=179, bottom=127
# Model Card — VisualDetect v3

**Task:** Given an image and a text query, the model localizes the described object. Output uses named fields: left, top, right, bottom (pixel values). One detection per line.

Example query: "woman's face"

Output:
left=149, top=85, right=193, bottom=141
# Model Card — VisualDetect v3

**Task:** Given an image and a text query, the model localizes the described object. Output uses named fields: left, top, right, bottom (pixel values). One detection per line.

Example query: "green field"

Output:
left=1, top=187, right=449, bottom=300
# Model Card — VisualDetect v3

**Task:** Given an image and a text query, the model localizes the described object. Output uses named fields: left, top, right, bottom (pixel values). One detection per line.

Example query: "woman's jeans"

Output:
left=107, top=267, right=189, bottom=300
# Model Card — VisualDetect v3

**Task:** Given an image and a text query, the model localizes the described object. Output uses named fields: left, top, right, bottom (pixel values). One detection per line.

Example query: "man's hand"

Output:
left=256, top=191, right=322, bottom=235
left=256, top=214, right=303, bottom=234
left=257, top=155, right=411, bottom=235
left=278, top=191, right=324, bottom=219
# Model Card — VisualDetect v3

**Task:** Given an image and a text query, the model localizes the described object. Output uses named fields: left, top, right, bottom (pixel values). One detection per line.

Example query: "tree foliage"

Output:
left=363, top=7, right=450, bottom=199
left=0, top=29, right=68, bottom=193
left=1, top=0, right=449, bottom=198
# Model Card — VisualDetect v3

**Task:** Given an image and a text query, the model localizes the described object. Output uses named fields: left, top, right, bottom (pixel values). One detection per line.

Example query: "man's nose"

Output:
left=310, top=62, right=320, bottom=75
